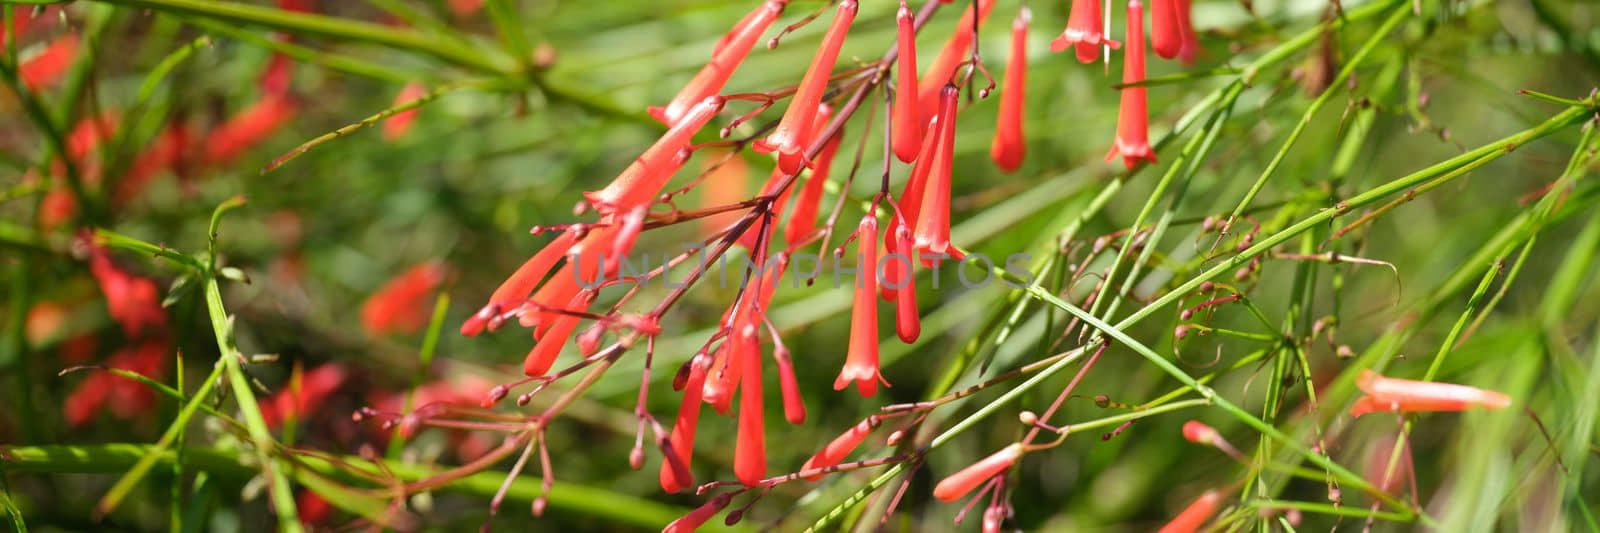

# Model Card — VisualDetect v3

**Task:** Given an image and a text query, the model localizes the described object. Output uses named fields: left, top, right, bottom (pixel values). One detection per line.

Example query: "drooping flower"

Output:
left=382, top=82, right=429, bottom=141
left=887, top=209, right=920, bottom=343
left=461, top=231, right=578, bottom=336
left=753, top=0, right=857, bottom=175
left=800, top=419, right=873, bottom=480
left=732, top=316, right=766, bottom=486
left=360, top=261, right=451, bottom=335
left=203, top=93, right=299, bottom=167
left=889, top=1, right=923, bottom=163
left=259, top=53, right=294, bottom=96
left=85, top=236, right=167, bottom=338
left=1151, top=0, right=1182, bottom=60
left=663, top=493, right=734, bottom=533
left=64, top=339, right=167, bottom=426
left=661, top=352, right=712, bottom=493
left=913, top=85, right=959, bottom=260
left=1347, top=369, right=1511, bottom=417
left=651, top=0, right=785, bottom=127
left=1158, top=490, right=1224, bottom=533
left=1177, top=0, right=1199, bottom=64
left=747, top=104, right=833, bottom=249
left=261, top=363, right=350, bottom=428
left=775, top=343, right=806, bottom=425
left=521, top=292, right=595, bottom=377
left=585, top=95, right=726, bottom=214
left=835, top=216, right=885, bottom=396
left=1106, top=0, right=1157, bottom=170
left=898, top=114, right=941, bottom=229
left=933, top=444, right=1022, bottom=502
left=915, top=0, right=996, bottom=118
left=19, top=33, right=78, bottom=89
left=989, top=8, right=1029, bottom=173
left=1050, top=0, right=1120, bottom=64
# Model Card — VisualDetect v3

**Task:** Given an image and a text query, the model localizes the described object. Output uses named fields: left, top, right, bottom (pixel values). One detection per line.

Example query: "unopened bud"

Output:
left=629, top=447, right=646, bottom=470
left=483, top=385, right=510, bottom=407
left=531, top=496, right=548, bottom=517
left=1018, top=411, right=1038, bottom=426
left=1174, top=324, right=1192, bottom=340
left=886, top=429, right=905, bottom=447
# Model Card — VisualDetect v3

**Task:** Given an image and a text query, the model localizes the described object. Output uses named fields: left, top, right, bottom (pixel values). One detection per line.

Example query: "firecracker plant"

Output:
left=1, top=0, right=1599, bottom=531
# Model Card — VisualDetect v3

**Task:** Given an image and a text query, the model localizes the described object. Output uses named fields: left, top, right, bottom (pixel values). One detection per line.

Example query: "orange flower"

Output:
left=753, top=0, right=857, bottom=175
left=383, top=82, right=429, bottom=141
left=1151, top=0, right=1183, bottom=60
left=360, top=262, right=451, bottom=335
left=885, top=207, right=920, bottom=342
left=799, top=419, right=873, bottom=480
left=1348, top=369, right=1511, bottom=417
left=261, top=363, right=349, bottom=428
left=933, top=444, right=1021, bottom=502
left=697, top=151, right=751, bottom=240
left=913, top=85, right=959, bottom=260
left=661, top=352, right=712, bottom=493
left=585, top=96, right=725, bottom=214
left=203, top=93, right=299, bottom=166
left=1158, top=490, right=1224, bottom=533
left=651, top=1, right=785, bottom=127
left=461, top=231, right=579, bottom=336
left=989, top=9, right=1029, bottom=173
left=1050, top=0, right=1120, bottom=64
left=1106, top=0, right=1157, bottom=170
left=889, top=1, right=924, bottom=163
left=19, top=33, right=78, bottom=89
left=835, top=216, right=886, bottom=396
left=783, top=111, right=844, bottom=247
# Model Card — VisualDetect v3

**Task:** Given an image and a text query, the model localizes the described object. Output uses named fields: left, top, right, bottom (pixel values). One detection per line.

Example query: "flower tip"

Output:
left=933, top=444, right=1022, bottom=502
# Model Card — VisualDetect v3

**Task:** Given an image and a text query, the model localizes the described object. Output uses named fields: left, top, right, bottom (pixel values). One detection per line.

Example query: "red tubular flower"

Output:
left=361, top=262, right=450, bottom=335
left=835, top=216, right=885, bottom=396
left=262, top=364, right=349, bottom=428
left=883, top=207, right=920, bottom=342
left=1180, top=420, right=1217, bottom=445
left=915, top=0, right=996, bottom=118
left=913, top=85, right=959, bottom=260
left=889, top=1, right=923, bottom=162
left=204, top=93, right=299, bottom=166
left=651, top=1, right=785, bottom=126
left=259, top=52, right=294, bottom=95
left=461, top=232, right=578, bottom=336
left=732, top=319, right=766, bottom=486
left=521, top=292, right=594, bottom=377
left=663, top=493, right=734, bottom=533
left=19, top=33, right=77, bottom=89
left=661, top=352, right=712, bottom=493
left=1158, top=490, right=1223, bottom=533
left=1151, top=0, right=1182, bottom=60
left=800, top=419, right=872, bottom=480
left=297, top=491, right=333, bottom=526
left=65, top=339, right=167, bottom=426
left=1348, top=369, right=1511, bottom=417
left=898, top=114, right=941, bottom=230
left=776, top=346, right=806, bottom=425
left=383, top=82, right=428, bottom=141
left=1050, top=0, right=1121, bottom=64
left=702, top=341, right=741, bottom=415
left=1106, top=0, right=1156, bottom=170
left=748, top=104, right=832, bottom=249
left=783, top=117, right=843, bottom=247
left=933, top=444, right=1021, bottom=502
left=85, top=237, right=167, bottom=338
left=1177, top=0, right=1199, bottom=64
left=989, top=9, right=1029, bottom=173
left=753, top=0, right=857, bottom=175
left=586, top=95, right=726, bottom=214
